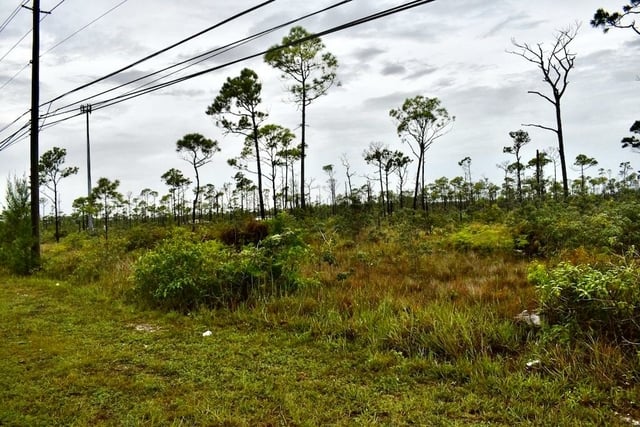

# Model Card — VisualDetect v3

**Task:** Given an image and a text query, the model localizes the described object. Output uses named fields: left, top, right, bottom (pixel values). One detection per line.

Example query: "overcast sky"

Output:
left=0, top=0, right=638, bottom=211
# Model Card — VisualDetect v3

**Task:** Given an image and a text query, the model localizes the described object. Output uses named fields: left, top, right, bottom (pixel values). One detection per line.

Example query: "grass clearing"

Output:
left=1, top=216, right=639, bottom=425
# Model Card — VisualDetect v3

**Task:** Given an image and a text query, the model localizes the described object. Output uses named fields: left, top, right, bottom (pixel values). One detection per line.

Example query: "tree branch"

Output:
left=522, top=123, right=558, bottom=133
left=527, top=90, right=555, bottom=105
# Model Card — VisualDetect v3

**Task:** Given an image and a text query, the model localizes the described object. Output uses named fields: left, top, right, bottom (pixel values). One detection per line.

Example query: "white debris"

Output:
left=202, top=330, right=212, bottom=337
left=616, top=412, right=640, bottom=426
left=526, top=359, right=541, bottom=370
left=515, top=310, right=541, bottom=327
left=133, top=324, right=160, bottom=333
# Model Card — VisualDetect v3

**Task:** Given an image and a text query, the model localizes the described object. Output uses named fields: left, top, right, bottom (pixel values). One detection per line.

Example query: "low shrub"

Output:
left=218, top=218, right=269, bottom=247
left=132, top=229, right=307, bottom=311
left=40, top=234, right=129, bottom=286
left=446, top=223, right=514, bottom=254
left=0, top=176, right=36, bottom=275
left=123, top=225, right=169, bottom=251
left=528, top=261, right=640, bottom=344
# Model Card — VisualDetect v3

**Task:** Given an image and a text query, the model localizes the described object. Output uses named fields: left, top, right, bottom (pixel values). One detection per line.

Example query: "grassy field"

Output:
left=1, top=219, right=639, bottom=425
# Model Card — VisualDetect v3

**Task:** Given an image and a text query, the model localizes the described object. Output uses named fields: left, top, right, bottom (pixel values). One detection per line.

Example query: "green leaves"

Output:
left=389, top=96, right=454, bottom=148
left=176, top=133, right=219, bottom=165
left=206, top=68, right=266, bottom=136
left=621, top=120, right=640, bottom=150
left=0, top=176, right=35, bottom=274
left=529, top=261, right=640, bottom=343
left=591, top=1, right=640, bottom=34
left=265, top=26, right=338, bottom=105
left=133, top=229, right=307, bottom=311
left=39, top=147, right=78, bottom=186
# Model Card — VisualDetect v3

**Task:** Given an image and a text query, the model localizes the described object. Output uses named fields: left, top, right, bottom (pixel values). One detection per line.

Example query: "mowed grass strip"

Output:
left=0, top=274, right=633, bottom=426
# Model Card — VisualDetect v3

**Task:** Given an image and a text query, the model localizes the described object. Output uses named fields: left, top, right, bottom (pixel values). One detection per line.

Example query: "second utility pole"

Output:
left=29, top=0, right=41, bottom=267
left=81, top=104, right=94, bottom=231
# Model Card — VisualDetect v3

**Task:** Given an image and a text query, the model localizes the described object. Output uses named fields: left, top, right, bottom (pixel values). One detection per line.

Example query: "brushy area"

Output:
left=1, top=204, right=640, bottom=425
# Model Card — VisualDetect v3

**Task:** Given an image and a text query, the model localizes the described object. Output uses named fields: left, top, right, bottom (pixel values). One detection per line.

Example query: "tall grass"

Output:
left=13, top=215, right=638, bottom=424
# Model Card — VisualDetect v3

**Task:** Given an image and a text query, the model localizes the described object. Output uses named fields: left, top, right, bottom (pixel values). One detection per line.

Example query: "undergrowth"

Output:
left=1, top=207, right=639, bottom=425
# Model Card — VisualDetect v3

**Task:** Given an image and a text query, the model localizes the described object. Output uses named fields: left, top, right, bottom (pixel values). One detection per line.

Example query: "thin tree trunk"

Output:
left=272, top=163, right=278, bottom=216
left=252, top=114, right=266, bottom=219
left=556, top=100, right=569, bottom=198
left=192, top=168, right=199, bottom=229
left=53, top=183, right=60, bottom=243
left=300, top=90, right=307, bottom=210
left=412, top=151, right=423, bottom=210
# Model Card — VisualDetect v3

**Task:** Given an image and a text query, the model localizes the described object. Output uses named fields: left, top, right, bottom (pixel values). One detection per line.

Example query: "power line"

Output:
left=48, top=0, right=66, bottom=14
left=0, top=0, right=29, bottom=35
left=41, top=0, right=126, bottom=57
left=0, top=0, right=98, bottom=94
left=0, top=0, right=437, bottom=151
left=41, top=0, right=353, bottom=121
left=0, top=0, right=58, bottom=65
left=0, top=60, right=29, bottom=92
left=46, top=0, right=436, bottom=120
left=0, top=24, right=32, bottom=64
left=0, top=0, right=278, bottom=149
left=45, top=0, right=276, bottom=105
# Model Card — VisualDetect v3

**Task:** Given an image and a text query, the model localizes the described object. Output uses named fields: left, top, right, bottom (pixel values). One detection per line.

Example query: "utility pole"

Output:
left=81, top=104, right=94, bottom=231
left=28, top=0, right=42, bottom=267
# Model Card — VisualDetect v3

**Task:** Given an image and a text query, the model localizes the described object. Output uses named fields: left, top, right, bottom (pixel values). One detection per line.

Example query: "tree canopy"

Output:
left=264, top=26, right=338, bottom=209
left=207, top=68, right=268, bottom=218
left=389, top=95, right=454, bottom=210
left=176, top=133, right=219, bottom=226
left=592, top=1, right=640, bottom=35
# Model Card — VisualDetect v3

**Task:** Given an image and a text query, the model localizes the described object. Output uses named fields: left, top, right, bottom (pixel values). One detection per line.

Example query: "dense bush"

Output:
left=123, top=225, right=170, bottom=251
left=529, top=261, right=640, bottom=344
left=218, top=218, right=269, bottom=247
left=510, top=200, right=640, bottom=256
left=0, top=176, right=37, bottom=275
left=133, top=229, right=307, bottom=310
left=40, top=234, right=128, bottom=285
left=445, top=223, right=514, bottom=254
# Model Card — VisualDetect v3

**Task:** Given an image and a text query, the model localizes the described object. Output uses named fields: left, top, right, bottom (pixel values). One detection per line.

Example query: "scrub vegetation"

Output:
left=2, top=198, right=640, bottom=425
left=2, top=6, right=640, bottom=424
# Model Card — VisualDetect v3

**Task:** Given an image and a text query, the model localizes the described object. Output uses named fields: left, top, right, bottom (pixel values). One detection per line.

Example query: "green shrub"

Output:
left=0, top=176, right=37, bottom=274
left=218, top=218, right=269, bottom=247
left=528, top=261, right=640, bottom=344
left=446, top=223, right=514, bottom=254
left=510, top=200, right=640, bottom=256
left=123, top=225, right=169, bottom=251
left=71, top=237, right=127, bottom=285
left=133, top=229, right=307, bottom=310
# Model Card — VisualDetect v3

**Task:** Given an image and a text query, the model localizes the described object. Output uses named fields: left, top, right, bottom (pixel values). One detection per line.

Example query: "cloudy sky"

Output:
left=0, top=0, right=638, bottom=211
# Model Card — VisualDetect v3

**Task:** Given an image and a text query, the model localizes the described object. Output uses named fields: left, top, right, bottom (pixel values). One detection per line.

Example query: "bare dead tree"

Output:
left=508, top=23, right=580, bottom=199
left=340, top=153, right=356, bottom=202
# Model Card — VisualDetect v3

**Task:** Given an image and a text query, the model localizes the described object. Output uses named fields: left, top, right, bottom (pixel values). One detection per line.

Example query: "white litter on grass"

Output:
left=616, top=412, right=640, bottom=426
left=515, top=310, right=541, bottom=327
left=202, top=330, right=212, bottom=337
left=526, top=359, right=541, bottom=370
left=133, top=324, right=160, bottom=333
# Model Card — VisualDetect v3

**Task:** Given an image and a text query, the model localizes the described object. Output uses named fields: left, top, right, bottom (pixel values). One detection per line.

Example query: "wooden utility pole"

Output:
left=81, top=104, right=94, bottom=231
left=29, top=0, right=41, bottom=266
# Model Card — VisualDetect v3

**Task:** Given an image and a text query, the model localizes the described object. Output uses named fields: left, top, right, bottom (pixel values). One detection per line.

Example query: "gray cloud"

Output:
left=352, top=47, right=386, bottom=62
left=362, top=91, right=419, bottom=111
left=482, top=13, right=546, bottom=39
left=0, top=0, right=636, bottom=207
left=381, top=62, right=406, bottom=76
left=405, top=66, right=438, bottom=81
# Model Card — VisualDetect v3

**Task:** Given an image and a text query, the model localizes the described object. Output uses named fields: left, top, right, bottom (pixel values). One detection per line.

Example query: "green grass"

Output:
left=1, top=216, right=639, bottom=425
left=1, top=273, right=637, bottom=426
